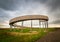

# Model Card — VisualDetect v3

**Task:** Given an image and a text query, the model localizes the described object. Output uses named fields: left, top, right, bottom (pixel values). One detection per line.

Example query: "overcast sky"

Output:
left=0, top=0, right=60, bottom=27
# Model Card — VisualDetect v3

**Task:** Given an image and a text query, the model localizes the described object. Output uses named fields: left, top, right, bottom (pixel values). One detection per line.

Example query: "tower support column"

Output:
left=46, top=21, right=48, bottom=28
left=45, top=21, right=46, bottom=28
left=39, top=20, right=41, bottom=28
left=31, top=20, right=32, bottom=28
left=22, top=21, right=23, bottom=28
left=10, top=25, right=12, bottom=28
left=30, top=20, right=33, bottom=31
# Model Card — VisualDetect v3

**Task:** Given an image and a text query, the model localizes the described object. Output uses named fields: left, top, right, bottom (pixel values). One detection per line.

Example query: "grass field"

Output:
left=0, top=28, right=56, bottom=42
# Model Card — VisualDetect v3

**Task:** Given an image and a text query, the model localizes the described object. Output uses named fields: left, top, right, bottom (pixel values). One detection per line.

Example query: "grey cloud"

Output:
left=46, top=0, right=60, bottom=12
left=35, top=0, right=48, bottom=3
left=24, top=0, right=47, bottom=2
left=33, top=0, right=60, bottom=24
left=0, top=0, right=60, bottom=26
left=50, top=19, right=60, bottom=25
left=0, top=8, right=11, bottom=23
left=0, top=0, right=48, bottom=11
left=0, top=0, right=22, bottom=11
left=43, top=0, right=60, bottom=24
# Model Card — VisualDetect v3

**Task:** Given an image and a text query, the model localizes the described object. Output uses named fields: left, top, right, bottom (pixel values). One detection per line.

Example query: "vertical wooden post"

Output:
left=30, top=20, right=32, bottom=31
left=47, top=21, right=48, bottom=28
left=22, top=21, right=23, bottom=28
left=43, top=21, right=45, bottom=28
left=39, top=20, right=41, bottom=28
left=10, top=25, right=12, bottom=28
left=21, top=21, right=23, bottom=32
left=40, top=21, right=41, bottom=28
left=31, top=20, right=32, bottom=28
left=10, top=25, right=12, bottom=31
left=43, top=21, right=44, bottom=28
left=45, top=21, right=46, bottom=28
left=44, top=21, right=48, bottom=32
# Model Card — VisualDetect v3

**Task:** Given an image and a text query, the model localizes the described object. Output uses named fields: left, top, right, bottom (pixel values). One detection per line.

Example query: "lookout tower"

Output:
left=9, top=15, right=49, bottom=28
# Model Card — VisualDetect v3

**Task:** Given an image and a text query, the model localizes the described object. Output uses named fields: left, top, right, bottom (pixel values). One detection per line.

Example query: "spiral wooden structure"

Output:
left=9, top=15, right=49, bottom=28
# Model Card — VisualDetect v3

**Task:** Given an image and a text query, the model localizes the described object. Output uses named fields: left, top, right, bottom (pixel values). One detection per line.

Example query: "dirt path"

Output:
left=36, top=28, right=60, bottom=42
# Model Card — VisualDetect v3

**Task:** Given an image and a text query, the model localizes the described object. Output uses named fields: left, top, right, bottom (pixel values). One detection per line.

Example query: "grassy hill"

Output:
left=0, top=28, right=56, bottom=42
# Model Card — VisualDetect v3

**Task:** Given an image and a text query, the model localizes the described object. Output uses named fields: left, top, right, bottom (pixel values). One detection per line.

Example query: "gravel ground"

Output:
left=36, top=28, right=60, bottom=42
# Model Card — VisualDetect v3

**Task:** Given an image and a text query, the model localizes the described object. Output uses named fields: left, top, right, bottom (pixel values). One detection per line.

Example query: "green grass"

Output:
left=0, top=28, right=55, bottom=42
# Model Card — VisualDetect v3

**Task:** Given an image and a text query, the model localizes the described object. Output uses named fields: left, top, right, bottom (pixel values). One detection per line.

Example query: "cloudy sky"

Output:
left=0, top=0, right=60, bottom=28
